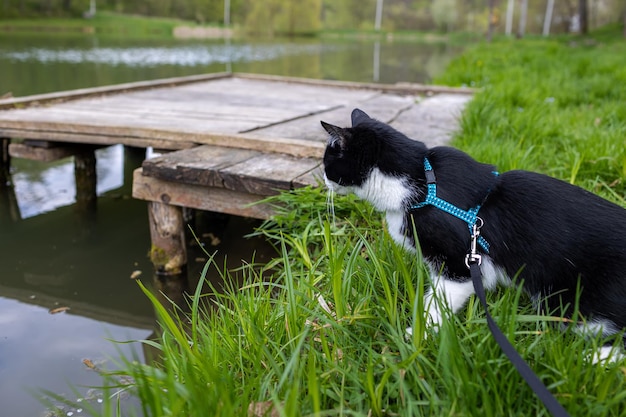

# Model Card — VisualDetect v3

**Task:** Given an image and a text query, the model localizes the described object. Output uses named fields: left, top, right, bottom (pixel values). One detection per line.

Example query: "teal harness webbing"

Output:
left=411, top=157, right=493, bottom=253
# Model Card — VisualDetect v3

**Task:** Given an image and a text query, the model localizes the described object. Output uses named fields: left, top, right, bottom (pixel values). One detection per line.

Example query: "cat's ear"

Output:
left=320, top=121, right=345, bottom=148
left=351, top=108, right=371, bottom=126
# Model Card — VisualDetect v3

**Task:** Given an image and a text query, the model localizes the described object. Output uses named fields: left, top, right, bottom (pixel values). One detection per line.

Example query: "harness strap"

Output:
left=412, top=157, right=491, bottom=252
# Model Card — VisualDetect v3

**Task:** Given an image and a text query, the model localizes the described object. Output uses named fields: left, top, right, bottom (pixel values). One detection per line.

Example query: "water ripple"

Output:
left=6, top=43, right=336, bottom=67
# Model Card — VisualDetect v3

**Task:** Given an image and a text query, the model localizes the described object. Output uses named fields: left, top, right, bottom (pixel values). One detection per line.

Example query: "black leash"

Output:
left=466, top=223, right=571, bottom=417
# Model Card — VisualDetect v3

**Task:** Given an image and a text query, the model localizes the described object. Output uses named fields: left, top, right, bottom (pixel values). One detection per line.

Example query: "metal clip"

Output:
left=465, top=217, right=483, bottom=268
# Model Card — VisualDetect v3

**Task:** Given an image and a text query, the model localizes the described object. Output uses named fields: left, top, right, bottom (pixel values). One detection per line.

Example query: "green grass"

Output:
left=0, top=11, right=208, bottom=38
left=61, top=26, right=626, bottom=417
left=435, top=30, right=626, bottom=204
left=78, top=188, right=624, bottom=417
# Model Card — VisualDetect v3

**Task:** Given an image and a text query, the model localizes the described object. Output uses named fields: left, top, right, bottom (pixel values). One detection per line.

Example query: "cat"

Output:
left=321, top=108, right=626, bottom=361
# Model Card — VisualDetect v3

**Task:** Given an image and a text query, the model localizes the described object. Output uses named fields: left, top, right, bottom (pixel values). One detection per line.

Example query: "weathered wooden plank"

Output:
left=0, top=126, right=324, bottom=158
left=74, top=147, right=97, bottom=213
left=0, top=71, right=469, bottom=114
left=0, top=127, right=197, bottom=150
left=235, top=73, right=476, bottom=95
left=0, top=76, right=373, bottom=120
left=390, top=93, right=472, bottom=147
left=132, top=168, right=275, bottom=220
left=9, top=142, right=79, bottom=162
left=0, top=112, right=322, bottom=154
left=0, top=72, right=232, bottom=110
left=220, top=152, right=321, bottom=196
left=187, top=133, right=324, bottom=158
left=248, top=93, right=416, bottom=142
left=293, top=164, right=324, bottom=188
left=0, top=76, right=473, bottom=159
left=142, top=145, right=260, bottom=188
left=23, top=139, right=58, bottom=148
left=142, top=144, right=321, bottom=194
left=0, top=77, right=378, bottom=140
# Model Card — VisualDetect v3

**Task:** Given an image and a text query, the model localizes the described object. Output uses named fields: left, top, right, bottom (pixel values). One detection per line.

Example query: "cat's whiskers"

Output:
left=326, top=188, right=337, bottom=225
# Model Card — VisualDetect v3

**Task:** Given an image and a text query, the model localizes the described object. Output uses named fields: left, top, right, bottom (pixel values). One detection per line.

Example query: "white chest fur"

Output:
left=385, top=210, right=415, bottom=253
left=353, top=168, right=411, bottom=212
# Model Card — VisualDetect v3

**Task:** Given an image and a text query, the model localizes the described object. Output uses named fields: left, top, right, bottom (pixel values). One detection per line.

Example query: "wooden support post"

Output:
left=0, top=138, right=11, bottom=188
left=74, top=146, right=97, bottom=214
left=147, top=201, right=187, bottom=275
left=0, top=178, right=20, bottom=224
left=122, top=145, right=146, bottom=194
left=124, top=146, right=146, bottom=177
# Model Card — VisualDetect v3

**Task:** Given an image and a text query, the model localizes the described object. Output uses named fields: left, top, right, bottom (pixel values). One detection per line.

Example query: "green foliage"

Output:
left=242, top=0, right=321, bottom=36
left=3, top=0, right=624, bottom=35
left=0, top=0, right=90, bottom=18
left=435, top=32, right=626, bottom=204
left=88, top=185, right=626, bottom=417
left=430, top=0, right=459, bottom=32
left=0, top=11, right=197, bottom=37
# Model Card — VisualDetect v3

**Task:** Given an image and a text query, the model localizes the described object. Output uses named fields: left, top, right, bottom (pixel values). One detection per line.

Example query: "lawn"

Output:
left=0, top=11, right=202, bottom=38
left=56, top=26, right=626, bottom=417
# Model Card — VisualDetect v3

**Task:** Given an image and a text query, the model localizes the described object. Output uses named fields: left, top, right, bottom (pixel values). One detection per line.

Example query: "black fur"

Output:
left=322, top=108, right=626, bottom=344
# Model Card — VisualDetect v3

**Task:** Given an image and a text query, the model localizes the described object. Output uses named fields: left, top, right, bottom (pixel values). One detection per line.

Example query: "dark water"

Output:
left=0, top=32, right=463, bottom=416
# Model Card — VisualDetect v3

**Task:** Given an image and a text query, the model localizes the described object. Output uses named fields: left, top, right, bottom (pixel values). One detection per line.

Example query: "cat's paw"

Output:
left=424, top=292, right=444, bottom=329
left=584, top=346, right=625, bottom=366
left=405, top=326, right=413, bottom=339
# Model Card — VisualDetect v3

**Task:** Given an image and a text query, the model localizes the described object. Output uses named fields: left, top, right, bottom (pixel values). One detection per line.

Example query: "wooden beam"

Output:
left=234, top=72, right=476, bottom=96
left=0, top=72, right=232, bottom=110
left=9, top=142, right=79, bottom=162
left=0, top=178, right=20, bottom=223
left=132, top=168, right=276, bottom=220
left=0, top=127, right=324, bottom=158
left=0, top=128, right=197, bottom=151
left=74, top=146, right=97, bottom=214
left=0, top=73, right=476, bottom=114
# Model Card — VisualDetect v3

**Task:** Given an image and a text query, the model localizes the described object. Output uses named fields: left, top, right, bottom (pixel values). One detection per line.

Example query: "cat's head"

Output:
left=320, top=108, right=426, bottom=211
left=320, top=108, right=378, bottom=193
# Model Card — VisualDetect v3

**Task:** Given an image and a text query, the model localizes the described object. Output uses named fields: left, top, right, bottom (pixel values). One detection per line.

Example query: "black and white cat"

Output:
left=321, top=108, right=626, bottom=361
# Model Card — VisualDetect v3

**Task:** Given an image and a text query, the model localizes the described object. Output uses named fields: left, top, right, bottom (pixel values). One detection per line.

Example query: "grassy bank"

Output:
left=435, top=26, right=626, bottom=204
left=53, top=27, right=626, bottom=417
left=0, top=11, right=208, bottom=38
left=0, top=12, right=484, bottom=44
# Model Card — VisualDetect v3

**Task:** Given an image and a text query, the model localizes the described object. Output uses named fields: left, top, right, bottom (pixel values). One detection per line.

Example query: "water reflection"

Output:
left=0, top=33, right=463, bottom=97
left=0, top=297, right=150, bottom=417
left=6, top=43, right=338, bottom=67
left=12, top=145, right=123, bottom=219
left=0, top=145, right=277, bottom=416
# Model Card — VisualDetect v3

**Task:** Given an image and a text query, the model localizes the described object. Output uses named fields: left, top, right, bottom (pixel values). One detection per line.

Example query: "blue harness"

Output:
left=411, top=157, right=496, bottom=253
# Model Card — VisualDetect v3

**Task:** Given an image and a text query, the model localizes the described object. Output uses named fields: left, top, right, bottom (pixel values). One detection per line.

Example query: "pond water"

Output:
left=0, top=32, right=463, bottom=416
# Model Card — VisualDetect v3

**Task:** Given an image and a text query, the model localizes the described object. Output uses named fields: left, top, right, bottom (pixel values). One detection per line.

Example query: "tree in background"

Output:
left=430, top=0, right=458, bottom=32
left=1, top=0, right=89, bottom=17
left=1, top=0, right=624, bottom=37
left=244, top=0, right=320, bottom=36
left=322, top=0, right=376, bottom=30
left=578, top=0, right=588, bottom=34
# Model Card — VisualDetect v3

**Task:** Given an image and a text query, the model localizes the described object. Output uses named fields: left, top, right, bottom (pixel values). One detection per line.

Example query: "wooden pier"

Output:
left=0, top=73, right=472, bottom=274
